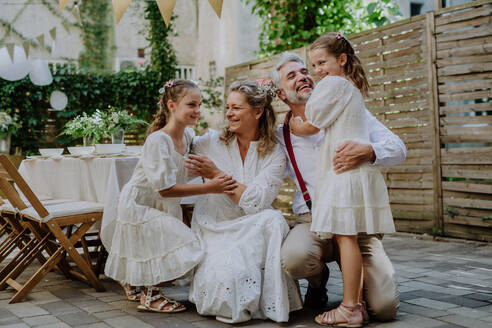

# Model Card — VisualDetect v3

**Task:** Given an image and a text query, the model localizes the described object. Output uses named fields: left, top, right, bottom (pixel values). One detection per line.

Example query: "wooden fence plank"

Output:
left=436, top=3, right=492, bottom=26
left=438, top=79, right=492, bottom=93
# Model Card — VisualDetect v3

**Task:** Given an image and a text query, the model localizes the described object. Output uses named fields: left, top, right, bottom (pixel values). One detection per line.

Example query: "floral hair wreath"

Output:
left=159, top=79, right=199, bottom=94
left=159, top=80, right=175, bottom=94
left=255, top=78, right=277, bottom=98
left=336, top=33, right=344, bottom=40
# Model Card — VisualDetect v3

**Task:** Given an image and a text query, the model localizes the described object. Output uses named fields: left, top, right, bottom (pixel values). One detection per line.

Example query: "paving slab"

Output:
left=1, top=234, right=492, bottom=327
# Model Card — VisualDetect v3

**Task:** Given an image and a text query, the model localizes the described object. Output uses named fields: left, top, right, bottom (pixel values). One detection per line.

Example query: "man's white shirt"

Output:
left=276, top=109, right=406, bottom=215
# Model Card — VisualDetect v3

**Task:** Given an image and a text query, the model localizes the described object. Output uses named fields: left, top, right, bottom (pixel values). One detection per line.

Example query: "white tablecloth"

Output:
left=18, top=156, right=202, bottom=249
left=18, top=156, right=139, bottom=242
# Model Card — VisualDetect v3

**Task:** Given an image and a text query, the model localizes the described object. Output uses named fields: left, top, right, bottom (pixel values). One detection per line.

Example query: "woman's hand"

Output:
left=207, top=173, right=238, bottom=194
left=185, top=154, right=221, bottom=179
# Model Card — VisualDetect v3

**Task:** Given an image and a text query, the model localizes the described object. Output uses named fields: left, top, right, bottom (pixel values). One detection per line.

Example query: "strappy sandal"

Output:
left=360, top=300, right=369, bottom=324
left=136, top=286, right=186, bottom=313
left=314, top=303, right=364, bottom=327
left=119, top=282, right=142, bottom=302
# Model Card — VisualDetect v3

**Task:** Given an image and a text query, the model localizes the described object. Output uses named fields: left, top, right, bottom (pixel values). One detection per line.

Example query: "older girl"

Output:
left=104, top=79, right=237, bottom=313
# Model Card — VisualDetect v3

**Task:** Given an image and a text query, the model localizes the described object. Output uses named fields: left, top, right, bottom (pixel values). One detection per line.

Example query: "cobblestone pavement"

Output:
left=1, top=233, right=492, bottom=328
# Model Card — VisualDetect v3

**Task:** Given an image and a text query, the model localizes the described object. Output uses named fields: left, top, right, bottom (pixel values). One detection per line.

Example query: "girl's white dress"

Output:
left=188, top=130, right=302, bottom=324
left=306, top=76, right=395, bottom=237
left=104, top=129, right=203, bottom=286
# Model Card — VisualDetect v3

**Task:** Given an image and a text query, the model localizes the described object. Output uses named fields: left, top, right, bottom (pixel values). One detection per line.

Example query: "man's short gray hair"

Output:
left=270, top=52, right=306, bottom=89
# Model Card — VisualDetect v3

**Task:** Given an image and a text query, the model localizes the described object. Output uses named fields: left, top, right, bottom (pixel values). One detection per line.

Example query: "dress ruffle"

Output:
left=311, top=166, right=395, bottom=237
left=104, top=213, right=203, bottom=286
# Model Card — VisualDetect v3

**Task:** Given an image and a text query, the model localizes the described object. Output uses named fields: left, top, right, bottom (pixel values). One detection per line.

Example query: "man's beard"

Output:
left=285, top=88, right=311, bottom=105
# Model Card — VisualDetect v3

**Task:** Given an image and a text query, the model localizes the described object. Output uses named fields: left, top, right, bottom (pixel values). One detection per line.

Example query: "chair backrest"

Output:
left=0, top=155, right=49, bottom=218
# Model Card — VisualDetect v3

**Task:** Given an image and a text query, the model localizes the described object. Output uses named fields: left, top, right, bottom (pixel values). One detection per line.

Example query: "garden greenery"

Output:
left=243, top=0, right=402, bottom=56
left=0, top=68, right=163, bottom=155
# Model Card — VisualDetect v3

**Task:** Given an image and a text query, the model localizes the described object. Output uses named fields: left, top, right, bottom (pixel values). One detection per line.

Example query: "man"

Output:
left=271, top=52, right=405, bottom=321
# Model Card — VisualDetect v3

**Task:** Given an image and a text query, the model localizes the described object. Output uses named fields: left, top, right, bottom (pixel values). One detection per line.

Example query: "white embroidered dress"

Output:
left=306, top=76, right=395, bottom=237
left=188, top=130, right=302, bottom=324
left=104, top=129, right=203, bottom=286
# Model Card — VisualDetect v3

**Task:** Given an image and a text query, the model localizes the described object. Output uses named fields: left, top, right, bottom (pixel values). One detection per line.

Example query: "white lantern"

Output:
left=0, top=45, right=31, bottom=81
left=49, top=90, right=68, bottom=111
left=29, top=60, right=53, bottom=86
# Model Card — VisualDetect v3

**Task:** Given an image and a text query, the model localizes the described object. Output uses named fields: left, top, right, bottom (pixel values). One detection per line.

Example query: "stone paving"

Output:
left=1, top=233, right=492, bottom=328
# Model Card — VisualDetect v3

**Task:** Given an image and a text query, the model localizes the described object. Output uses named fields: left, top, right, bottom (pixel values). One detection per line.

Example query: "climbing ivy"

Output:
left=78, top=0, right=114, bottom=71
left=144, top=1, right=178, bottom=86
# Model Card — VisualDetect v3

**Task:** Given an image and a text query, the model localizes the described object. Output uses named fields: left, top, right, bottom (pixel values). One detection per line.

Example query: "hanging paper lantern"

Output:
left=0, top=45, right=31, bottom=81
left=29, top=60, right=53, bottom=86
left=50, top=90, right=68, bottom=111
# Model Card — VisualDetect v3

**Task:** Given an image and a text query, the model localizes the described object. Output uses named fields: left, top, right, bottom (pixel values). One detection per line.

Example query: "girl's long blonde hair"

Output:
left=310, top=32, right=369, bottom=96
left=221, top=80, right=277, bottom=157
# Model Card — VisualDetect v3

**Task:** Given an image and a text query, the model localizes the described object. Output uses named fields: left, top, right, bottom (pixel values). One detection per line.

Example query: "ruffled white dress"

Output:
left=188, top=130, right=302, bottom=324
left=306, top=76, right=395, bottom=237
left=104, top=128, right=203, bottom=286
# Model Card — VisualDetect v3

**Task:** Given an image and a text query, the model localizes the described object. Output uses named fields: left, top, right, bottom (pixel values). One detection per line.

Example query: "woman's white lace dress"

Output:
left=189, top=130, right=302, bottom=324
left=306, top=76, right=395, bottom=237
left=104, top=129, right=203, bottom=286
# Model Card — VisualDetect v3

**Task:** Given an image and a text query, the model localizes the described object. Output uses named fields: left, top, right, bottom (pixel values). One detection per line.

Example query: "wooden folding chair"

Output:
left=0, top=155, right=106, bottom=303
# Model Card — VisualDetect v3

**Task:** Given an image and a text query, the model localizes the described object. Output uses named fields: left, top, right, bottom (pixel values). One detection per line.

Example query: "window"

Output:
left=209, top=61, right=216, bottom=79
left=410, top=2, right=423, bottom=16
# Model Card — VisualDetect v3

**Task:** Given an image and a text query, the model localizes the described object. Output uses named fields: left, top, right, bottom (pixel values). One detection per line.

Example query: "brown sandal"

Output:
left=136, top=286, right=186, bottom=313
left=315, top=303, right=364, bottom=327
left=119, top=282, right=141, bottom=302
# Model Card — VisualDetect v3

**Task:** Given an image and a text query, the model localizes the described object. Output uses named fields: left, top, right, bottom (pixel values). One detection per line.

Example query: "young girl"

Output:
left=104, top=79, right=238, bottom=313
left=289, top=33, right=395, bottom=327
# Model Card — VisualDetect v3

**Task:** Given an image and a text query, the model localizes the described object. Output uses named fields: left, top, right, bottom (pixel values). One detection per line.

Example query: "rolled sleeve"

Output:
left=366, top=111, right=407, bottom=166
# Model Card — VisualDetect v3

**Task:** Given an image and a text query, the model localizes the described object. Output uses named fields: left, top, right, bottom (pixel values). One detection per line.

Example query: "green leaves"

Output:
left=243, top=0, right=402, bottom=57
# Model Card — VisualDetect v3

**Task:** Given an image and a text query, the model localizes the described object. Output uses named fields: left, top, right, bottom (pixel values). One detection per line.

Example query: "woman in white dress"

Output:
left=104, top=80, right=237, bottom=313
left=185, top=80, right=303, bottom=324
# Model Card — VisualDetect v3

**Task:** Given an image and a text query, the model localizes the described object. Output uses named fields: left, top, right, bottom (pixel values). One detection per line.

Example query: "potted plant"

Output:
left=63, top=110, right=106, bottom=147
left=104, top=107, right=147, bottom=144
left=0, top=112, right=21, bottom=154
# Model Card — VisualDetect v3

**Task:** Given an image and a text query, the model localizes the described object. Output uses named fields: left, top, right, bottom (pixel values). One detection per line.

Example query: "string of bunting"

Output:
left=1, top=25, right=63, bottom=61
left=1, top=7, right=74, bottom=62
left=61, top=0, right=223, bottom=25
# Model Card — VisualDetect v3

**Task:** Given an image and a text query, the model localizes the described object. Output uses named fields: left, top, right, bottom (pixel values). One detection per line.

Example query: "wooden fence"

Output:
left=225, top=0, right=492, bottom=241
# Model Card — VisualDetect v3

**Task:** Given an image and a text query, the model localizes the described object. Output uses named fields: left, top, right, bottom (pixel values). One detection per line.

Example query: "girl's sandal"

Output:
left=137, top=286, right=186, bottom=313
left=314, top=303, right=364, bottom=327
left=119, top=282, right=142, bottom=302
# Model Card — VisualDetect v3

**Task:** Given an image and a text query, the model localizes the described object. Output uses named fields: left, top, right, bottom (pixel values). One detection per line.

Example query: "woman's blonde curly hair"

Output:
left=220, top=80, right=277, bottom=157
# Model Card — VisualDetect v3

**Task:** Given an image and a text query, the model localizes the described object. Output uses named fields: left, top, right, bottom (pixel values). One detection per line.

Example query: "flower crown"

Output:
left=256, top=78, right=277, bottom=98
left=159, top=79, right=199, bottom=94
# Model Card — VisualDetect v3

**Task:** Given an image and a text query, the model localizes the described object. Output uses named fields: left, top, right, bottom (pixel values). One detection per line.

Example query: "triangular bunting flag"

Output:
left=112, top=0, right=132, bottom=24
left=155, top=0, right=176, bottom=27
left=4, top=27, right=11, bottom=40
left=73, top=3, right=82, bottom=25
left=208, top=0, right=223, bottom=18
left=22, top=41, right=30, bottom=58
left=49, top=27, right=57, bottom=41
left=6, top=43, right=15, bottom=62
left=61, top=19, right=71, bottom=33
left=59, top=0, right=70, bottom=11
left=36, top=34, right=45, bottom=49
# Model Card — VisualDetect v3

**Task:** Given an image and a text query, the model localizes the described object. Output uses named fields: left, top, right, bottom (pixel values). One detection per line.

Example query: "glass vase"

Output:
left=0, top=134, right=11, bottom=154
left=111, top=129, right=125, bottom=144
left=83, top=135, right=95, bottom=147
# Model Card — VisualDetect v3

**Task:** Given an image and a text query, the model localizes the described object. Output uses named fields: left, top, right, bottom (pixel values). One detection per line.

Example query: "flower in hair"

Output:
left=336, top=33, right=343, bottom=40
left=159, top=80, right=175, bottom=94
left=256, top=78, right=277, bottom=98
